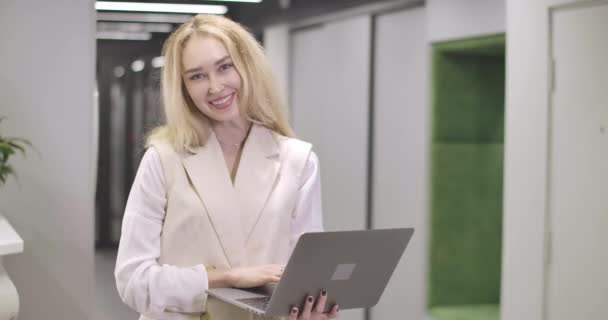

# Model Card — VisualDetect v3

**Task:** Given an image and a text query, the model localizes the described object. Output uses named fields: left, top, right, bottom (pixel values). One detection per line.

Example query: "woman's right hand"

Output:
left=228, top=264, right=284, bottom=288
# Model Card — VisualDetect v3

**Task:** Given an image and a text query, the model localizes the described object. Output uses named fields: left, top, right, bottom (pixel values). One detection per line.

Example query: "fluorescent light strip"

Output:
left=205, top=0, right=262, bottom=2
left=95, top=2, right=228, bottom=14
left=97, top=31, right=152, bottom=41
left=97, top=22, right=174, bottom=33
left=97, top=12, right=193, bottom=23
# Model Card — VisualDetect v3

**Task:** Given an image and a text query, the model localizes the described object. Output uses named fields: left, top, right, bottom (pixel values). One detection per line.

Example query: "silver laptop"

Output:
left=206, top=228, right=414, bottom=317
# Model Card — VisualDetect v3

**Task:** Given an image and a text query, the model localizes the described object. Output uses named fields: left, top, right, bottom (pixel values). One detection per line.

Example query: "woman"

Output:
left=115, top=14, right=340, bottom=320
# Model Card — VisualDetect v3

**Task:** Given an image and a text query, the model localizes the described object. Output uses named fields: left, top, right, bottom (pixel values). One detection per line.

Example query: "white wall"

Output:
left=291, top=16, right=371, bottom=234
left=263, top=23, right=291, bottom=110
left=427, top=0, right=505, bottom=42
left=502, top=1, right=598, bottom=320
left=0, top=0, right=96, bottom=319
left=371, top=6, right=429, bottom=320
left=288, top=4, right=430, bottom=319
left=290, top=16, right=371, bottom=320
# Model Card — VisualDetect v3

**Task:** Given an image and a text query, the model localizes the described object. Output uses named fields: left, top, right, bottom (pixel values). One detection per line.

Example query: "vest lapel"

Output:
left=234, top=124, right=281, bottom=244
left=181, top=134, right=246, bottom=268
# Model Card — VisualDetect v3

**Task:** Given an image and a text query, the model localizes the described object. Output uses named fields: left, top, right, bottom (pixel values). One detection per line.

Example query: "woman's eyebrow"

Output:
left=214, top=55, right=231, bottom=66
left=184, top=56, right=231, bottom=75
left=184, top=66, right=203, bottom=75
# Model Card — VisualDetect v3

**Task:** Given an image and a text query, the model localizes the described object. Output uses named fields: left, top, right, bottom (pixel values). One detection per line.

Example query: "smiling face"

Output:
left=181, top=35, right=242, bottom=124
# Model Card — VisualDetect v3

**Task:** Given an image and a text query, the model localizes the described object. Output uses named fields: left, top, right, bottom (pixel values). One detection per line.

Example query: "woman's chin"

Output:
left=206, top=106, right=241, bottom=123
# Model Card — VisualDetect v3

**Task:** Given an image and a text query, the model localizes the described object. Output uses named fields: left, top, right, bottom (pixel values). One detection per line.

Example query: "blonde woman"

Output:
left=114, top=14, right=340, bottom=320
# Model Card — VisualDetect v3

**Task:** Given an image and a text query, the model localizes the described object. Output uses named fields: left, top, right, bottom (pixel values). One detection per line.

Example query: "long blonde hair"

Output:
left=147, top=14, right=294, bottom=153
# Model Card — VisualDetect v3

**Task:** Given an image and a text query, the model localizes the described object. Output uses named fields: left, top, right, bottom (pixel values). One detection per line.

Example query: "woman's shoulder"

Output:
left=147, top=140, right=176, bottom=155
left=268, top=130, right=318, bottom=172
left=144, top=142, right=186, bottom=179
left=272, top=133, right=312, bottom=154
left=135, top=147, right=164, bottom=182
left=146, top=140, right=186, bottom=164
left=139, top=147, right=161, bottom=164
left=266, top=126, right=310, bottom=150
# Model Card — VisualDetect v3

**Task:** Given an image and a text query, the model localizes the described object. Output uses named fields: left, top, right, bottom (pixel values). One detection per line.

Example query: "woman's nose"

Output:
left=208, top=76, right=223, bottom=95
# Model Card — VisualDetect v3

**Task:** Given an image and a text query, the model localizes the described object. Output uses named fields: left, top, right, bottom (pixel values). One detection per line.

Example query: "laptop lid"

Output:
left=263, top=228, right=414, bottom=317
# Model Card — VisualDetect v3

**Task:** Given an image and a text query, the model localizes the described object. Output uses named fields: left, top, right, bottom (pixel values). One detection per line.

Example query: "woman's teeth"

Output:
left=210, top=94, right=231, bottom=106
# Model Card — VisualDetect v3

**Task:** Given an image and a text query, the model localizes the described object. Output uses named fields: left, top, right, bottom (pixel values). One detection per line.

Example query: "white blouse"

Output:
left=115, top=147, right=324, bottom=316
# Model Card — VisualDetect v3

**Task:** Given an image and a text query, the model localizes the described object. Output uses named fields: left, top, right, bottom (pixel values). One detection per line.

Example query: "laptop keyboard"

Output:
left=237, top=296, right=271, bottom=310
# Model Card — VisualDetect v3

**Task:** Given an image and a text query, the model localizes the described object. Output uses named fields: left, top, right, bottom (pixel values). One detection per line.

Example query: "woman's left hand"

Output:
left=287, top=290, right=340, bottom=320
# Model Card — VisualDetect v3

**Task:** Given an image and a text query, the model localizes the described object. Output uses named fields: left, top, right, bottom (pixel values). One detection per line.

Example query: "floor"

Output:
left=95, top=249, right=138, bottom=320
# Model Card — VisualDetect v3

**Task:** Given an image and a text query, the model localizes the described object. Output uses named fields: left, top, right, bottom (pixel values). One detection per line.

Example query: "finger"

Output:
left=278, top=265, right=287, bottom=277
left=327, top=304, right=340, bottom=319
left=264, top=268, right=281, bottom=281
left=314, top=290, right=328, bottom=313
left=300, top=295, right=314, bottom=319
left=267, top=275, right=281, bottom=284
left=270, top=265, right=284, bottom=277
left=288, top=306, right=298, bottom=320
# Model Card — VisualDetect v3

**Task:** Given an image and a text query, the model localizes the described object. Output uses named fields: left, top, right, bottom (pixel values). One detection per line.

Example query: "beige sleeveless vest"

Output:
left=142, top=124, right=312, bottom=320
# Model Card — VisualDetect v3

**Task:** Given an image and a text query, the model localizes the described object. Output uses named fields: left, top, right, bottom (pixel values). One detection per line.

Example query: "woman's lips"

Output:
left=208, top=93, right=234, bottom=110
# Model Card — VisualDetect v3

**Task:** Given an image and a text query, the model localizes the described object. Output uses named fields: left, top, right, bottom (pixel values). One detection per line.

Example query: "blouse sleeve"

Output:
left=289, top=150, right=324, bottom=254
left=114, top=148, right=209, bottom=318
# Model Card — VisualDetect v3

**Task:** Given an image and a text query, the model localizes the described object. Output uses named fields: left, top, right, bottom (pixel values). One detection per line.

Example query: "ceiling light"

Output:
left=205, top=0, right=262, bottom=2
left=151, top=56, right=165, bottom=68
left=97, top=31, right=152, bottom=41
left=97, top=22, right=173, bottom=33
left=113, top=66, right=126, bottom=78
left=131, top=60, right=146, bottom=72
left=97, top=12, right=193, bottom=23
left=95, top=2, right=228, bottom=14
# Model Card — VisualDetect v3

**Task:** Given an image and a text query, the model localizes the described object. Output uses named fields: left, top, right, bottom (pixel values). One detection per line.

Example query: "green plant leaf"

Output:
left=7, top=140, right=29, bottom=156
left=0, top=164, right=15, bottom=185
left=7, top=137, right=32, bottom=146
left=0, top=142, right=16, bottom=157
left=0, top=116, right=32, bottom=186
left=6, top=137, right=36, bottom=157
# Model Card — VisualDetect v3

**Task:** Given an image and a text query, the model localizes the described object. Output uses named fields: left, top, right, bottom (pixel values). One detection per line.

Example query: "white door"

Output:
left=290, top=15, right=371, bottom=320
left=548, top=2, right=608, bottom=319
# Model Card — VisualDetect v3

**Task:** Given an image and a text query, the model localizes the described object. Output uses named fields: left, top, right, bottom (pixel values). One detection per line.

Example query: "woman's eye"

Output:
left=219, top=63, right=233, bottom=71
left=189, top=73, right=207, bottom=81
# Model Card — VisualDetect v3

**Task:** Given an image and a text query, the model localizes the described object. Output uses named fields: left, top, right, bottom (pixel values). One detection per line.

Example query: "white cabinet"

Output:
left=0, top=215, right=23, bottom=320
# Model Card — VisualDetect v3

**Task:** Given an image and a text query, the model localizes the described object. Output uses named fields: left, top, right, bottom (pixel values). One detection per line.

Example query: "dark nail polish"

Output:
left=336, top=306, right=340, bottom=312
left=292, top=307, right=298, bottom=314
left=321, top=290, right=327, bottom=296
left=307, top=296, right=313, bottom=303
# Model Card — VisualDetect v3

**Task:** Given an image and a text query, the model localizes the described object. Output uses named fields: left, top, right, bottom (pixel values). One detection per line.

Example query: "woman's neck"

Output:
left=212, top=118, right=252, bottom=147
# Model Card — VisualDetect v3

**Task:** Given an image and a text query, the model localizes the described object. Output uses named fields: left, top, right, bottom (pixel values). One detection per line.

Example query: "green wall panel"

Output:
left=429, top=34, right=505, bottom=310
left=432, top=54, right=505, bottom=143
left=430, top=144, right=504, bottom=306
